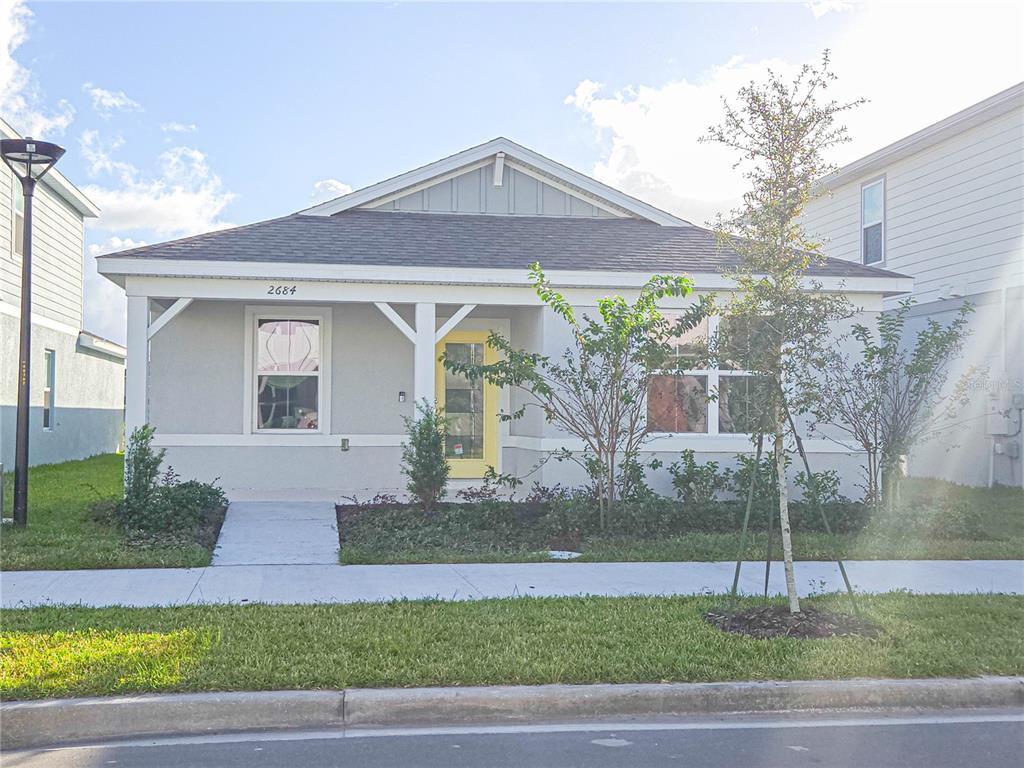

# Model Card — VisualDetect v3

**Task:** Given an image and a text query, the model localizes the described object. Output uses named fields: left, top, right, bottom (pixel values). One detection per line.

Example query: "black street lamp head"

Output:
left=1, top=137, right=65, bottom=182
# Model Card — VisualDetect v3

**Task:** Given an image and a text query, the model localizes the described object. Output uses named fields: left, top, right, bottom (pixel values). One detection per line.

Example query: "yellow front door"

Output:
left=435, top=330, right=499, bottom=478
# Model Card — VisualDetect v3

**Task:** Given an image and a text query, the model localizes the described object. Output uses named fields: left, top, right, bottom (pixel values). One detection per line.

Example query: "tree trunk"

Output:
left=775, top=428, right=800, bottom=613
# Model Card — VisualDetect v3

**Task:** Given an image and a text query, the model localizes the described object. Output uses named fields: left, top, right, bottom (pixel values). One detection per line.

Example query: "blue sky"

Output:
left=3, top=1, right=1021, bottom=341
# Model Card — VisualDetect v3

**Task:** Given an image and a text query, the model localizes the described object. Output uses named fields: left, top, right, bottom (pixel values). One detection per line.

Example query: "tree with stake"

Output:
left=702, top=51, right=863, bottom=613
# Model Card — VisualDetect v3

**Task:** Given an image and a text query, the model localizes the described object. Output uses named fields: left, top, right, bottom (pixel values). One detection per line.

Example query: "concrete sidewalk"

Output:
left=2, top=559, right=1022, bottom=609
left=212, top=502, right=339, bottom=566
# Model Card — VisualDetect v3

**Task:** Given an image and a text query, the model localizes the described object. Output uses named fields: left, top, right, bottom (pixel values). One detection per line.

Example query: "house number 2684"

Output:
left=267, top=285, right=297, bottom=295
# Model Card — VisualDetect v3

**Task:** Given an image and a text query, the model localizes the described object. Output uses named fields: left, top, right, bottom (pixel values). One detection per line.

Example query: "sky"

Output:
left=2, top=0, right=1022, bottom=343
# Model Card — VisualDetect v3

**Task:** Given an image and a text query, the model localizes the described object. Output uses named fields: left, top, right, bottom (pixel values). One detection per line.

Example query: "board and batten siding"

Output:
left=367, top=165, right=619, bottom=218
left=0, top=163, right=86, bottom=329
left=803, top=105, right=1024, bottom=307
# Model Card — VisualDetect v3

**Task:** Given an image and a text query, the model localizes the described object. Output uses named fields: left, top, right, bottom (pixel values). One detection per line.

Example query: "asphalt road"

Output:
left=7, top=709, right=1023, bottom=768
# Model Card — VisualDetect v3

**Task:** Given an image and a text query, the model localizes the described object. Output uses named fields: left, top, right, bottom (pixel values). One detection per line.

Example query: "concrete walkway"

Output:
left=212, top=502, right=339, bottom=566
left=2, top=560, right=1021, bottom=609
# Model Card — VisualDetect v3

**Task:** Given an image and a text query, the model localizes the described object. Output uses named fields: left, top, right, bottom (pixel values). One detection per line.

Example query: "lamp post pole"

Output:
left=12, top=174, right=36, bottom=526
left=2, top=137, right=65, bottom=527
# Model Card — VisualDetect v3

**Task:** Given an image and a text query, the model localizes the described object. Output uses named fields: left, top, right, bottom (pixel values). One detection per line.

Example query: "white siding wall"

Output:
left=0, top=164, right=86, bottom=328
left=803, top=106, right=1024, bottom=307
left=367, top=166, right=618, bottom=218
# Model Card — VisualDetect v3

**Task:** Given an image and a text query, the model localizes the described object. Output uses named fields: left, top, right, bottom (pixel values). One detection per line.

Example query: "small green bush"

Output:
left=118, top=426, right=227, bottom=534
left=668, top=450, right=731, bottom=504
left=401, top=400, right=450, bottom=515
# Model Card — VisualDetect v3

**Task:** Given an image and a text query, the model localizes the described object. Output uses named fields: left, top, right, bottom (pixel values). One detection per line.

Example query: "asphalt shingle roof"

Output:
left=106, top=210, right=905, bottom=279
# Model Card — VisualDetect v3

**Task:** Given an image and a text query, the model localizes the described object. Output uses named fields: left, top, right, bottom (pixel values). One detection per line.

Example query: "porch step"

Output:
left=212, top=502, right=339, bottom=566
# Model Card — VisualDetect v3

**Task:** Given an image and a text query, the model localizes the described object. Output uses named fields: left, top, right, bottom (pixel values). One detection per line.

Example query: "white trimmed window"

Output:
left=861, top=178, right=885, bottom=265
left=42, top=349, right=55, bottom=430
left=647, top=315, right=771, bottom=436
left=245, top=307, right=331, bottom=433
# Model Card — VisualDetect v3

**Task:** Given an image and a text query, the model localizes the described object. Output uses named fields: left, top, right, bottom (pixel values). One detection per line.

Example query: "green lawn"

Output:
left=1, top=455, right=213, bottom=570
left=1, top=594, right=1021, bottom=700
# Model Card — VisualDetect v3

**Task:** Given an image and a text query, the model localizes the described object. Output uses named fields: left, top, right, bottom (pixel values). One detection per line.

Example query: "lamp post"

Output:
left=1, top=137, right=65, bottom=526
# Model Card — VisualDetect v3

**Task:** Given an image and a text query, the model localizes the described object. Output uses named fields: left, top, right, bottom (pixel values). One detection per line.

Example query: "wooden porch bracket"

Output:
left=434, top=304, right=476, bottom=342
left=373, top=301, right=416, bottom=344
left=147, top=298, right=194, bottom=340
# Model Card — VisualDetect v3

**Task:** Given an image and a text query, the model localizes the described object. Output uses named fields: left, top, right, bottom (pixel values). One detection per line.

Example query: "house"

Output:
left=97, top=137, right=910, bottom=500
left=1, top=118, right=126, bottom=470
left=803, top=83, right=1024, bottom=488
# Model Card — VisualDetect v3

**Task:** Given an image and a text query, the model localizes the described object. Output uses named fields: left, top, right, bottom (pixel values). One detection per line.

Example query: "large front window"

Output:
left=647, top=315, right=770, bottom=436
left=254, top=317, right=321, bottom=430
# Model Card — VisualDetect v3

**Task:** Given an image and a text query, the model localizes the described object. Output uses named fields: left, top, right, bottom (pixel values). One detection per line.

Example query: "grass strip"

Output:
left=2, top=593, right=1021, bottom=700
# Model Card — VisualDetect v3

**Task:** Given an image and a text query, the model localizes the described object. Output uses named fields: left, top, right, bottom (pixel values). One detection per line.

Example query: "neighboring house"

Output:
left=803, top=83, right=1024, bottom=488
left=1, top=118, right=126, bottom=469
left=97, top=137, right=909, bottom=500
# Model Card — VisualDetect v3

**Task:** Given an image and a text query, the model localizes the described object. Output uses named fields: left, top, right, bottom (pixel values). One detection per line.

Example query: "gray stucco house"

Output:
left=1, top=117, right=126, bottom=470
left=98, top=138, right=910, bottom=500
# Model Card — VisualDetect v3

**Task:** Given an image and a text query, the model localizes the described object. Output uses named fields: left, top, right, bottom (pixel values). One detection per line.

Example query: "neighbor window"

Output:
left=648, top=315, right=770, bottom=436
left=254, top=318, right=321, bottom=430
left=861, top=179, right=884, bottom=265
left=42, top=349, right=55, bottom=429
left=12, top=182, right=24, bottom=258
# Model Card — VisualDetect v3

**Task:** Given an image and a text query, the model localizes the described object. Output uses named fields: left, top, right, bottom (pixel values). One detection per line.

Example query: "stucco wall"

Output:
left=144, top=297, right=886, bottom=500
left=0, top=314, right=124, bottom=468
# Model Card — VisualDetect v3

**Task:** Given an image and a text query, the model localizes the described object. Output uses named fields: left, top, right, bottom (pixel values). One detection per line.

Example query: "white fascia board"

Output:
left=0, top=116, right=100, bottom=218
left=99, top=256, right=911, bottom=298
left=817, top=82, right=1024, bottom=192
left=77, top=331, right=127, bottom=359
left=299, top=136, right=691, bottom=227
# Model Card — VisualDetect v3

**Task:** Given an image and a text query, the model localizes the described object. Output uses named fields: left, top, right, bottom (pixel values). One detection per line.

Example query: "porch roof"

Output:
left=103, top=209, right=906, bottom=281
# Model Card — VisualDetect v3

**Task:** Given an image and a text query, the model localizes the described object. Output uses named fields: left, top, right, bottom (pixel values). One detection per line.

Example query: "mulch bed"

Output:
left=704, top=604, right=883, bottom=639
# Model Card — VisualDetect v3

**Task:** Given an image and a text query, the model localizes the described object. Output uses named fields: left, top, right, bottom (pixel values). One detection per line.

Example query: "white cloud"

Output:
left=84, top=237, right=146, bottom=343
left=0, top=0, right=74, bottom=136
left=161, top=121, right=197, bottom=134
left=83, top=82, right=142, bottom=116
left=79, top=128, right=234, bottom=237
left=310, top=178, right=353, bottom=204
left=84, top=141, right=235, bottom=237
left=566, top=2, right=1024, bottom=225
left=805, top=1, right=853, bottom=19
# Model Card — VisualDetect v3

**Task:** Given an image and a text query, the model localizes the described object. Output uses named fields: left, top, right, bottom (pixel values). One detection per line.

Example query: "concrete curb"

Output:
left=3, top=677, right=1022, bottom=750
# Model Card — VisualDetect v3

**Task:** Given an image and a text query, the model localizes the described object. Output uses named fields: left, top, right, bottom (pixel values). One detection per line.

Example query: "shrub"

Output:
left=118, top=425, right=227, bottom=534
left=668, top=450, right=731, bottom=504
left=401, top=400, right=450, bottom=515
left=122, top=425, right=164, bottom=526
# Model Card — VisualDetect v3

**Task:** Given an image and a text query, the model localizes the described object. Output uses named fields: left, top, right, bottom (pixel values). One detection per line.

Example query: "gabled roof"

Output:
left=101, top=208, right=905, bottom=282
left=819, top=81, right=1024, bottom=189
left=301, top=136, right=691, bottom=227
left=0, top=117, right=100, bottom=218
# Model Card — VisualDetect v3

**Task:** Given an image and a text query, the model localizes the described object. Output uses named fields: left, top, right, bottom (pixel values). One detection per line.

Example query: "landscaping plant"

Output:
left=701, top=51, right=863, bottom=612
left=443, top=262, right=711, bottom=529
left=812, top=297, right=974, bottom=506
left=118, top=425, right=227, bottom=536
left=401, top=400, right=451, bottom=515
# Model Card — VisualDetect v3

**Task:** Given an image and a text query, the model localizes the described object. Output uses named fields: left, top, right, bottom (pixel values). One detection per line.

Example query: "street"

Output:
left=6, top=709, right=1022, bottom=768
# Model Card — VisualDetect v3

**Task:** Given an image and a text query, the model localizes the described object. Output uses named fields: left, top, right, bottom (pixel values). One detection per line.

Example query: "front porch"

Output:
left=126, top=280, right=557, bottom=497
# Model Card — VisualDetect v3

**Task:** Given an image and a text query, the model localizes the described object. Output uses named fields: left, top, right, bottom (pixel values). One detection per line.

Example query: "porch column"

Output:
left=413, top=302, right=436, bottom=407
left=125, top=295, right=150, bottom=438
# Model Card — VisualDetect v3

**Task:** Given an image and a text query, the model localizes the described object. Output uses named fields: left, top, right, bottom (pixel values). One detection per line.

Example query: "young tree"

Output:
left=702, top=51, right=863, bottom=613
left=813, top=298, right=974, bottom=505
left=443, top=262, right=710, bottom=529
